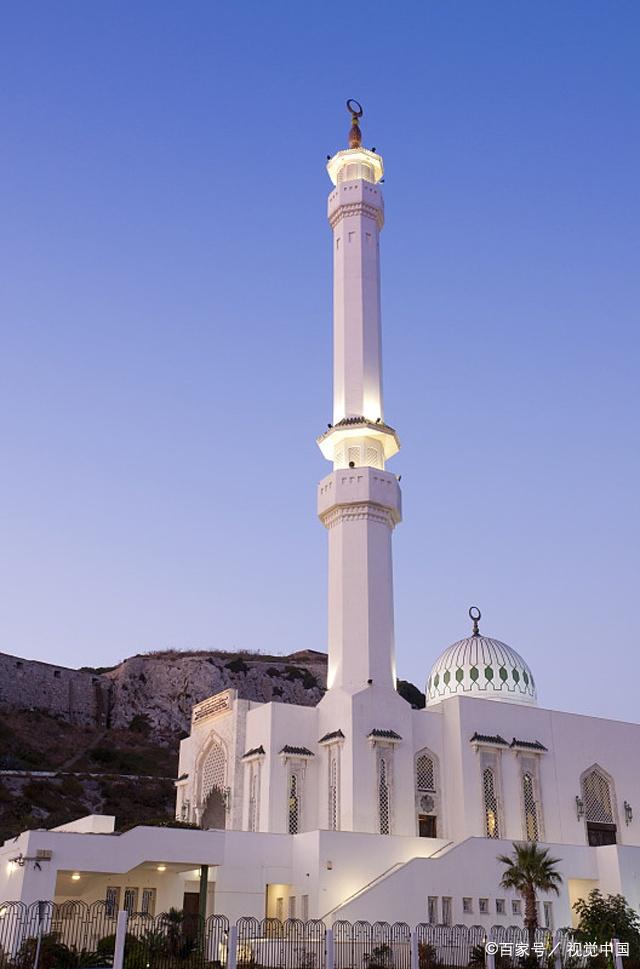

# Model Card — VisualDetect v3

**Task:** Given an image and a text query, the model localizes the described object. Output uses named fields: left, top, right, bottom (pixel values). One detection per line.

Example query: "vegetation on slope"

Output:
left=0, top=711, right=177, bottom=843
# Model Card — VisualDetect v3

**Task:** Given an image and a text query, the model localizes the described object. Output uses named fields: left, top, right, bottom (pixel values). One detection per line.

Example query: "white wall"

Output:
left=331, top=837, right=600, bottom=928
left=441, top=696, right=640, bottom=848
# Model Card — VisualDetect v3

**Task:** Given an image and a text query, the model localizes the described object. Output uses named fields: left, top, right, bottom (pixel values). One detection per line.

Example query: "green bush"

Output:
left=571, top=890, right=640, bottom=969
left=225, top=658, right=249, bottom=673
left=13, top=933, right=110, bottom=969
left=129, top=714, right=151, bottom=735
left=419, top=942, right=440, bottom=969
left=364, top=943, right=395, bottom=969
left=59, top=775, right=83, bottom=797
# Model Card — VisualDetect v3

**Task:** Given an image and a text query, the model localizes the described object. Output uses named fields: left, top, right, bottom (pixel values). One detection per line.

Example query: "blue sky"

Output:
left=1, top=1, right=638, bottom=720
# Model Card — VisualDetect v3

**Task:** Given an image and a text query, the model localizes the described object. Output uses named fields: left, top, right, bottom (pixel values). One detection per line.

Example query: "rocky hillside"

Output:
left=104, top=648, right=328, bottom=736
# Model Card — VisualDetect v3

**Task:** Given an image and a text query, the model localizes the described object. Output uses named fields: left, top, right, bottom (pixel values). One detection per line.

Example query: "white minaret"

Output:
left=317, top=102, right=402, bottom=694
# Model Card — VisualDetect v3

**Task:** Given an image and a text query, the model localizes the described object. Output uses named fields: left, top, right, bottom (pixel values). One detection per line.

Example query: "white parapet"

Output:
left=317, top=467, right=401, bottom=526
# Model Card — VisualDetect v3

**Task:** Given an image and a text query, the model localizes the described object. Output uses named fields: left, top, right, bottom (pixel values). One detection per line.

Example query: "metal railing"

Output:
left=0, top=901, right=579, bottom=969
left=333, top=920, right=411, bottom=969
left=416, top=923, right=486, bottom=969
left=0, top=899, right=118, bottom=966
left=236, top=917, right=327, bottom=969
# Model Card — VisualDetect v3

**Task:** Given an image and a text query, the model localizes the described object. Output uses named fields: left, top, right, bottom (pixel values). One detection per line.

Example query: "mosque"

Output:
left=2, top=104, right=639, bottom=931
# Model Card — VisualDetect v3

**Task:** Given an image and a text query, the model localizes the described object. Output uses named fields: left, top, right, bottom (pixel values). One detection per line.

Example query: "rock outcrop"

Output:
left=105, top=649, right=327, bottom=735
left=0, top=646, right=423, bottom=741
left=0, top=648, right=328, bottom=738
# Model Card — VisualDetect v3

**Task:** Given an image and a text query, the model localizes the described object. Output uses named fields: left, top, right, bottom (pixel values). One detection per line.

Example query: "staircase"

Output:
left=321, top=840, right=454, bottom=922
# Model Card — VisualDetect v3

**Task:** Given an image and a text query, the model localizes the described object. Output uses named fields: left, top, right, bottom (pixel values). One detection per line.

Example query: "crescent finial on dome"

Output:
left=469, top=606, right=481, bottom=637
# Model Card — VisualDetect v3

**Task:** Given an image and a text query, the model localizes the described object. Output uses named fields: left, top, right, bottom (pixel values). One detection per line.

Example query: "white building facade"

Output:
left=2, top=105, right=639, bottom=931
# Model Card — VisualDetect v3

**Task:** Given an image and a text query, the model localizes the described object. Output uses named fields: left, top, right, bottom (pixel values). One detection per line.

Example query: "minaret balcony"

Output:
left=317, top=418, right=400, bottom=466
left=326, top=147, right=384, bottom=186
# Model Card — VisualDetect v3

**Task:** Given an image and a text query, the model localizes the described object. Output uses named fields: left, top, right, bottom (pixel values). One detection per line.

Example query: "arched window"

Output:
left=202, top=742, right=225, bottom=795
left=199, top=740, right=227, bottom=829
left=416, top=754, right=435, bottom=792
left=523, top=772, right=539, bottom=841
left=483, top=767, right=500, bottom=838
left=247, top=762, right=259, bottom=832
left=288, top=770, right=300, bottom=834
left=378, top=752, right=391, bottom=835
left=415, top=749, right=439, bottom=838
left=582, top=766, right=617, bottom=845
left=328, top=747, right=339, bottom=831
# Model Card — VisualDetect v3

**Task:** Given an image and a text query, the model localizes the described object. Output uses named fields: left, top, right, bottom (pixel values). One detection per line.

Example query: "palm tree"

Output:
left=498, top=843, right=563, bottom=952
left=161, top=907, right=186, bottom=957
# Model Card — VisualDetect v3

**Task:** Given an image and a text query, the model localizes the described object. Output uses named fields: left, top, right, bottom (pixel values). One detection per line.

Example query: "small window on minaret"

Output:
left=336, top=237, right=340, bottom=249
left=348, top=231, right=355, bottom=243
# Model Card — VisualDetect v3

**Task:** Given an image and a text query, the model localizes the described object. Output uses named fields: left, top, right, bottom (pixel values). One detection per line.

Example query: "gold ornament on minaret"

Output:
left=347, top=99, right=363, bottom=149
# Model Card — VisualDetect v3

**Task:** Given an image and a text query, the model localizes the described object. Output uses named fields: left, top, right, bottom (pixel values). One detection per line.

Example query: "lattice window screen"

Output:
left=416, top=754, right=435, bottom=792
left=288, top=770, right=300, bottom=834
left=347, top=446, right=360, bottom=466
left=201, top=742, right=226, bottom=801
left=366, top=446, right=382, bottom=468
left=328, top=747, right=338, bottom=831
left=523, top=771, right=539, bottom=841
left=583, top=769, right=614, bottom=823
left=378, top=752, right=391, bottom=835
left=483, top=767, right=500, bottom=838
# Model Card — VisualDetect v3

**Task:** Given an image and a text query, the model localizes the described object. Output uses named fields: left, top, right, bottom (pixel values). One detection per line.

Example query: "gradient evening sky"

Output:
left=1, top=1, right=638, bottom=721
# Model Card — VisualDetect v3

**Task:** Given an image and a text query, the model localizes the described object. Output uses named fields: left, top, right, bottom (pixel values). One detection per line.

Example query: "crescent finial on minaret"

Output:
left=347, top=99, right=363, bottom=149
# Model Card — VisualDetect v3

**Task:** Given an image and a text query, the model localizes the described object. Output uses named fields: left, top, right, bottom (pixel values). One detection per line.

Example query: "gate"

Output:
left=236, top=916, right=327, bottom=969
left=126, top=911, right=229, bottom=969
left=333, top=920, right=411, bottom=969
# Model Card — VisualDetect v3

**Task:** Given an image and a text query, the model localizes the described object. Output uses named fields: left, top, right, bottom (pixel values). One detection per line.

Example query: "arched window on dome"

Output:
left=581, top=766, right=618, bottom=846
left=415, top=749, right=440, bottom=838
left=483, top=767, right=500, bottom=839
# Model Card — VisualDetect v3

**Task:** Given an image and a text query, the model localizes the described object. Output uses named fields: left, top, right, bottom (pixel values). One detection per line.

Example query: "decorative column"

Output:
left=317, top=102, right=402, bottom=694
